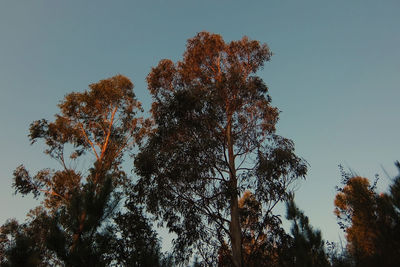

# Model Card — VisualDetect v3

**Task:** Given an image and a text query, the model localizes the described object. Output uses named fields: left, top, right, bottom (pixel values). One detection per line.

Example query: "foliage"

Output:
left=0, top=219, right=43, bottom=267
left=13, top=75, right=146, bottom=208
left=286, top=197, right=330, bottom=267
left=218, top=191, right=291, bottom=267
left=218, top=192, right=331, bottom=267
left=43, top=176, right=118, bottom=266
left=1, top=75, right=161, bottom=266
left=110, top=201, right=164, bottom=266
left=134, top=31, right=307, bottom=266
left=334, top=163, right=400, bottom=267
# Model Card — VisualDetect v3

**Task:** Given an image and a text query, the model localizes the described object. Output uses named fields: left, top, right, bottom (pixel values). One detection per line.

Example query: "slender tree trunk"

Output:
left=230, top=193, right=243, bottom=267
left=227, top=122, right=243, bottom=267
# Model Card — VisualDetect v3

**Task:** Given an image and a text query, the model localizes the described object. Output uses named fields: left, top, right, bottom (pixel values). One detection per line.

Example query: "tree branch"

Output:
left=79, top=123, right=100, bottom=161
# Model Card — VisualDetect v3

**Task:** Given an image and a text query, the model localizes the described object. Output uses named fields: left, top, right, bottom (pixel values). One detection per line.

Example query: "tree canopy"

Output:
left=134, top=31, right=307, bottom=265
left=1, top=75, right=164, bottom=266
left=334, top=163, right=400, bottom=267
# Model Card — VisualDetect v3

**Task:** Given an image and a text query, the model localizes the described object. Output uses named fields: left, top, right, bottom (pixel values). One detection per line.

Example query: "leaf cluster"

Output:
left=333, top=162, right=400, bottom=266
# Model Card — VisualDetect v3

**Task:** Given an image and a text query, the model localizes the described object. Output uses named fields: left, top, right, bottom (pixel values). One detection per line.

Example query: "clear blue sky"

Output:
left=1, top=0, right=399, bottom=250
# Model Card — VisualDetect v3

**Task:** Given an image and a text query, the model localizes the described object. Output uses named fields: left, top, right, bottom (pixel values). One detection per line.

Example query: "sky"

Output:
left=1, top=0, right=399, bottom=251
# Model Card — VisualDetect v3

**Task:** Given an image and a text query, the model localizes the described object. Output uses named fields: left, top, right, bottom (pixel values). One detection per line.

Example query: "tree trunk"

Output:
left=227, top=122, right=243, bottom=267
left=230, top=193, right=243, bottom=267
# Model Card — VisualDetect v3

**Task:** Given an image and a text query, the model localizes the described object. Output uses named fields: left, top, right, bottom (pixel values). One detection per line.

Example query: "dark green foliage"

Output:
left=0, top=215, right=64, bottom=267
left=43, top=176, right=117, bottom=266
left=1, top=177, right=164, bottom=266
left=110, top=202, right=164, bottom=266
left=286, top=198, right=330, bottom=267
left=0, top=220, right=42, bottom=267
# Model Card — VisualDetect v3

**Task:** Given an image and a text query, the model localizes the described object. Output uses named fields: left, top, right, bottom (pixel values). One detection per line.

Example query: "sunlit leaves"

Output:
left=135, top=31, right=307, bottom=264
left=5, top=75, right=164, bottom=266
left=334, top=164, right=400, bottom=266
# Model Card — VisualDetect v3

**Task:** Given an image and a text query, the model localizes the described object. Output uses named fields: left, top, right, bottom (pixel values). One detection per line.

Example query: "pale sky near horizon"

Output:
left=1, top=0, right=399, bottom=251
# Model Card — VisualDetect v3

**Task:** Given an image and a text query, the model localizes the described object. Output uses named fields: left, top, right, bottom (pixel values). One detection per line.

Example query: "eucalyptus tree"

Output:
left=134, top=32, right=307, bottom=266
left=14, top=74, right=146, bottom=207
left=4, top=75, right=160, bottom=266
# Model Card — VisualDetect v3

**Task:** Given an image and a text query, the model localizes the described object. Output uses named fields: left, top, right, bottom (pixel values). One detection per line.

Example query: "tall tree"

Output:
left=334, top=163, right=400, bottom=267
left=134, top=32, right=307, bottom=265
left=13, top=74, right=146, bottom=209
left=2, top=75, right=161, bottom=266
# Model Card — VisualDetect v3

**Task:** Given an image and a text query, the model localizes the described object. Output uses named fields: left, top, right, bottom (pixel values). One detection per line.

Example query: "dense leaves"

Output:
left=334, top=163, right=400, bottom=267
left=1, top=75, right=163, bottom=266
left=135, top=31, right=307, bottom=265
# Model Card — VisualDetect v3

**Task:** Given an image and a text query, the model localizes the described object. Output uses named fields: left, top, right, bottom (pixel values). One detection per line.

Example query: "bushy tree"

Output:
left=1, top=75, right=161, bottom=266
left=134, top=31, right=307, bottom=266
left=334, top=163, right=400, bottom=267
